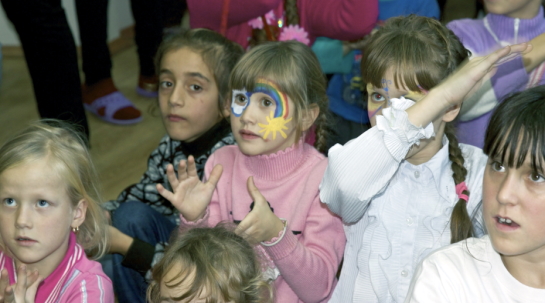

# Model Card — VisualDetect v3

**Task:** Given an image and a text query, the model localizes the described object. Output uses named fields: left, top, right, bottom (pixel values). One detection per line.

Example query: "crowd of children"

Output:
left=2, top=1, right=545, bottom=302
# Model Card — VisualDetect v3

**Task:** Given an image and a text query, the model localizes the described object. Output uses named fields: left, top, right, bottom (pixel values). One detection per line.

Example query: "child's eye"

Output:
left=159, top=81, right=173, bottom=89
left=261, top=98, right=273, bottom=107
left=371, top=93, right=386, bottom=103
left=234, top=94, right=248, bottom=105
left=37, top=200, right=50, bottom=208
left=189, top=84, right=202, bottom=91
left=3, top=198, right=16, bottom=207
left=490, top=161, right=505, bottom=172
left=529, top=172, right=545, bottom=182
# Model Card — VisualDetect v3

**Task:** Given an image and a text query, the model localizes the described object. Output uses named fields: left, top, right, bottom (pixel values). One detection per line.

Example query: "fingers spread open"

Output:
left=187, top=155, right=198, bottom=178
left=206, top=165, right=224, bottom=188
left=156, top=183, right=175, bottom=201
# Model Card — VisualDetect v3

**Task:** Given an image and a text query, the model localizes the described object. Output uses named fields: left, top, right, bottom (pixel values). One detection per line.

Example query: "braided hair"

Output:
left=361, top=15, right=473, bottom=243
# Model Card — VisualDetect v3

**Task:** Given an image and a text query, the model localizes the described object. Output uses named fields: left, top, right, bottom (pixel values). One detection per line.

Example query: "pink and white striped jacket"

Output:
left=0, top=232, right=113, bottom=303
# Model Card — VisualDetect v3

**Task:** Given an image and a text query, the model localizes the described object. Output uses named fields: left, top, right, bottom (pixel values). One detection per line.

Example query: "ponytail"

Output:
left=445, top=123, right=473, bottom=243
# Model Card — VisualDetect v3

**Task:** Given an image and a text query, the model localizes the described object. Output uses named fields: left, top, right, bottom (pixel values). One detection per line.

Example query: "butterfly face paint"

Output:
left=231, top=78, right=292, bottom=140
left=404, top=90, right=427, bottom=102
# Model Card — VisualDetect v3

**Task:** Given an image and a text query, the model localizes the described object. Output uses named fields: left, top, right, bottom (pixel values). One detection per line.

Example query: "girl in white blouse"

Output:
left=320, top=15, right=530, bottom=303
left=406, top=85, right=545, bottom=303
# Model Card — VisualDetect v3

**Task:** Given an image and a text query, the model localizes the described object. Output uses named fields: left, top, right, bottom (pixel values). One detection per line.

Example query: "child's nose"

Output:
left=168, top=86, right=185, bottom=107
left=240, top=102, right=258, bottom=124
left=497, top=173, right=519, bottom=206
left=15, top=206, right=32, bottom=229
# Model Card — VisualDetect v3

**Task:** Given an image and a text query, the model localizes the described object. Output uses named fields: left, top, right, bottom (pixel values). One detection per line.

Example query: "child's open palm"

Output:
left=157, top=155, right=223, bottom=222
left=235, top=177, right=285, bottom=245
left=0, top=266, right=41, bottom=303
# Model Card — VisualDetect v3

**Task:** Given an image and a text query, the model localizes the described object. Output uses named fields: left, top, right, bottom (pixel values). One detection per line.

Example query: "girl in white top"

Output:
left=406, top=85, right=545, bottom=303
left=319, top=15, right=530, bottom=303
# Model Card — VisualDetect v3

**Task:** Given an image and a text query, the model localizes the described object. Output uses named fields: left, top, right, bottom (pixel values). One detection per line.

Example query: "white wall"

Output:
left=0, top=0, right=134, bottom=46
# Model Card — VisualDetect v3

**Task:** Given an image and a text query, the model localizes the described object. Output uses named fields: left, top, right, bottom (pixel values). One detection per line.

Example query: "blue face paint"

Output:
left=231, top=89, right=251, bottom=117
left=381, top=79, right=393, bottom=106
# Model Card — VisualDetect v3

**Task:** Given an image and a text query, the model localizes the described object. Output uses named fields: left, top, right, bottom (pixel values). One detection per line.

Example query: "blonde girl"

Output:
left=157, top=40, right=345, bottom=303
left=320, top=15, right=527, bottom=302
left=147, top=224, right=272, bottom=303
left=0, top=120, right=111, bottom=302
left=406, top=81, right=545, bottom=303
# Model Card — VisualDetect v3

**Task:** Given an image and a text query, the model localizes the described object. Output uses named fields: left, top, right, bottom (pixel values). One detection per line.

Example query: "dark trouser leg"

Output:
left=112, top=201, right=177, bottom=303
left=1, top=0, right=90, bottom=141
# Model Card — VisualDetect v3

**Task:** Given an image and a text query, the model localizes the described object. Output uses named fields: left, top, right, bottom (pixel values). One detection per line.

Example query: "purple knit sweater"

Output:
left=448, top=7, right=545, bottom=147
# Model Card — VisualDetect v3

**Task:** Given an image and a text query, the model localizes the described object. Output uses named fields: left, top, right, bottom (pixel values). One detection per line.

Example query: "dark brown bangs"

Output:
left=484, top=86, right=545, bottom=172
left=361, top=27, right=442, bottom=92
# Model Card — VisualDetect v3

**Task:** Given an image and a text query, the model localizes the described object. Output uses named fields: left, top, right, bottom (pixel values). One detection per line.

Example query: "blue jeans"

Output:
left=112, top=201, right=177, bottom=303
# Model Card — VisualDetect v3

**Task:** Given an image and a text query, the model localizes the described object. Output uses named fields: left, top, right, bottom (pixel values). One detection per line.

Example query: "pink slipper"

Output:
left=84, top=91, right=142, bottom=125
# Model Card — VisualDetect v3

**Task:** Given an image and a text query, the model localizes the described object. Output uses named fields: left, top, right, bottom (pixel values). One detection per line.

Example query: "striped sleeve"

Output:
left=60, top=274, right=114, bottom=303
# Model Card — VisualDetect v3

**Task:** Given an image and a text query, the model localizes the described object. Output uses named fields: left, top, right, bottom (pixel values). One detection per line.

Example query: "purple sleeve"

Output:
left=490, top=56, right=529, bottom=101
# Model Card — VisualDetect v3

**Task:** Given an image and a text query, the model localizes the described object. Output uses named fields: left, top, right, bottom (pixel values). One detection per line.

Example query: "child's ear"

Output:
left=72, top=199, right=88, bottom=229
left=222, top=100, right=231, bottom=118
left=302, top=104, right=320, bottom=132
left=442, top=104, right=461, bottom=123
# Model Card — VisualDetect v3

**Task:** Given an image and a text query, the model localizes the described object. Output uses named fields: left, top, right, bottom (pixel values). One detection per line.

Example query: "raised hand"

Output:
left=0, top=269, right=8, bottom=303
left=439, top=43, right=531, bottom=108
left=407, top=43, right=531, bottom=128
left=1, top=265, right=41, bottom=303
left=156, top=155, right=223, bottom=221
left=235, top=177, right=285, bottom=245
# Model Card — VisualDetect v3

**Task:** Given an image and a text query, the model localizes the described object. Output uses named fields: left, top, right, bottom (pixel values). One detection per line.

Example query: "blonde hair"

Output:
left=0, top=120, right=108, bottom=258
left=155, top=28, right=244, bottom=114
left=230, top=40, right=330, bottom=153
left=362, top=15, right=474, bottom=243
left=147, top=224, right=272, bottom=303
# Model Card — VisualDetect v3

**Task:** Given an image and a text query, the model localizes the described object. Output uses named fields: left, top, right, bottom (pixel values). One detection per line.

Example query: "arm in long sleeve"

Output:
left=301, top=0, right=378, bottom=41
left=320, top=98, right=434, bottom=223
left=103, top=136, right=177, bottom=216
left=263, top=191, right=345, bottom=302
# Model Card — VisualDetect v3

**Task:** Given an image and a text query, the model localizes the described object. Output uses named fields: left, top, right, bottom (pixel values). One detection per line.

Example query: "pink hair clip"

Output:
left=455, top=182, right=469, bottom=202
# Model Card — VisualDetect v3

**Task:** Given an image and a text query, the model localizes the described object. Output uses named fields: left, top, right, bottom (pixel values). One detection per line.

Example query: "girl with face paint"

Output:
left=320, top=15, right=530, bottom=302
left=157, top=41, right=345, bottom=303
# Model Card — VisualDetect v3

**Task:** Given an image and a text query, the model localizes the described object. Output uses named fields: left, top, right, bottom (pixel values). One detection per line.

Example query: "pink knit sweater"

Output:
left=0, top=233, right=113, bottom=303
left=180, top=142, right=345, bottom=303
left=187, top=0, right=378, bottom=48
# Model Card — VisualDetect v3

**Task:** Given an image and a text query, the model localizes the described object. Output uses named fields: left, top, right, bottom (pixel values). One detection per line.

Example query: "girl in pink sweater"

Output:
left=0, top=121, right=112, bottom=303
left=157, top=41, right=345, bottom=303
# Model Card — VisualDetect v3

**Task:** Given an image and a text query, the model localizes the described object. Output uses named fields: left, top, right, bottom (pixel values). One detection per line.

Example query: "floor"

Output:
left=0, top=45, right=165, bottom=201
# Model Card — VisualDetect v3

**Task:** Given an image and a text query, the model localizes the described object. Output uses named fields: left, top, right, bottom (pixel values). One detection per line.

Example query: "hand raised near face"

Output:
left=0, top=265, right=41, bottom=303
left=157, top=155, right=223, bottom=221
left=235, top=177, right=285, bottom=245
